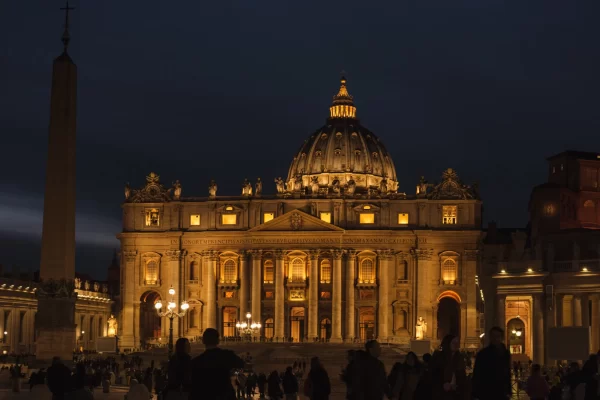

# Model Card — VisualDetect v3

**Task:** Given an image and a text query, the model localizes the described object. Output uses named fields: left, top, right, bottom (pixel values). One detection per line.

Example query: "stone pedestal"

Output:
left=410, top=339, right=431, bottom=356
left=35, top=294, right=76, bottom=362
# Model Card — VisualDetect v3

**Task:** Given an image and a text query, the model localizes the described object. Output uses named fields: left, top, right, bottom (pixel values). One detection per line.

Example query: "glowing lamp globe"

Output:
left=168, top=302, right=176, bottom=310
left=168, top=287, right=176, bottom=296
left=155, top=301, right=163, bottom=310
left=181, top=302, right=189, bottom=311
left=246, top=312, right=251, bottom=319
left=236, top=322, right=241, bottom=328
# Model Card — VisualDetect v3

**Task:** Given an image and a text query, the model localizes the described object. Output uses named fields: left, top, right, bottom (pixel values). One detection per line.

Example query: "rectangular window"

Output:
left=190, top=214, right=201, bottom=226
left=320, top=212, right=332, bottom=224
left=221, top=214, right=237, bottom=225
left=263, top=212, right=274, bottom=223
left=320, top=291, right=331, bottom=299
left=264, top=261, right=274, bottom=283
left=224, top=291, right=234, bottom=299
left=145, top=208, right=160, bottom=227
left=359, top=213, right=375, bottom=224
left=397, top=213, right=409, bottom=225
left=265, top=291, right=274, bottom=299
left=442, top=206, right=457, bottom=225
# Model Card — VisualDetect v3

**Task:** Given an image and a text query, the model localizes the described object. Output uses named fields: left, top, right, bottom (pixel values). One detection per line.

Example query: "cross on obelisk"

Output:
left=36, top=0, right=78, bottom=364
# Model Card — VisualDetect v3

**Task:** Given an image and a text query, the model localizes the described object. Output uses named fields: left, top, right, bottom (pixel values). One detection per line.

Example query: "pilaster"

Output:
left=346, top=250, right=356, bottom=341
left=274, top=250, right=285, bottom=338
left=308, top=250, right=319, bottom=340
left=120, top=250, right=137, bottom=348
left=204, top=251, right=217, bottom=330
left=377, top=249, right=393, bottom=341
left=239, top=251, right=249, bottom=316
left=250, top=250, right=262, bottom=336
left=331, top=250, right=343, bottom=342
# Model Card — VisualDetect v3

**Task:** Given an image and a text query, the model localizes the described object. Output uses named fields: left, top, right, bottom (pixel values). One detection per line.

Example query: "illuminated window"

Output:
left=264, top=318, right=274, bottom=338
left=442, top=206, right=457, bottom=225
left=264, top=260, right=274, bottom=283
left=222, top=259, right=237, bottom=283
left=145, top=208, right=160, bottom=227
left=225, top=206, right=233, bottom=211
left=397, top=213, right=409, bottom=225
left=190, top=261, right=199, bottom=280
left=224, top=291, right=234, bottom=299
left=320, top=260, right=331, bottom=283
left=543, top=204, right=555, bottom=216
left=145, top=260, right=158, bottom=285
left=263, top=213, right=274, bottom=223
left=222, top=214, right=237, bottom=225
left=584, top=200, right=595, bottom=208
left=190, top=214, right=201, bottom=226
left=363, top=205, right=371, bottom=210
left=265, top=291, right=274, bottom=299
left=290, top=258, right=305, bottom=282
left=360, top=213, right=375, bottom=224
left=359, top=259, right=375, bottom=283
left=442, top=259, right=457, bottom=284
left=320, top=291, right=331, bottom=299
left=320, top=212, right=332, bottom=224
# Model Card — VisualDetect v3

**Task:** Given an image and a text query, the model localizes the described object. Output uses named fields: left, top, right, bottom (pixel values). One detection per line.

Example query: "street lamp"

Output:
left=155, top=285, right=189, bottom=359
left=235, top=312, right=261, bottom=338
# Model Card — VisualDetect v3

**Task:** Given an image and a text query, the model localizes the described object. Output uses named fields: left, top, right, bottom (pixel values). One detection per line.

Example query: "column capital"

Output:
left=202, top=250, right=218, bottom=261
left=309, top=250, right=320, bottom=260
left=123, top=250, right=137, bottom=262
left=166, top=249, right=186, bottom=261
left=249, top=250, right=263, bottom=260
left=238, top=250, right=248, bottom=259
left=346, top=249, right=357, bottom=260
left=333, top=250, right=344, bottom=260
left=377, top=249, right=395, bottom=260
left=274, top=250, right=285, bottom=260
left=411, top=248, right=433, bottom=260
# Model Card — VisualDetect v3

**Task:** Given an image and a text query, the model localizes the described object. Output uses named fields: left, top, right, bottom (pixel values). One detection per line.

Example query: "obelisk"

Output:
left=36, top=1, right=78, bottom=362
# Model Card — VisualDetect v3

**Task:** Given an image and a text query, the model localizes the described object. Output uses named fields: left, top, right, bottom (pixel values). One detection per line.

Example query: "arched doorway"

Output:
left=320, top=318, right=332, bottom=341
left=290, top=307, right=305, bottom=342
left=222, top=307, right=237, bottom=338
left=437, top=294, right=461, bottom=340
left=507, top=318, right=525, bottom=354
left=359, top=307, right=375, bottom=340
left=140, top=291, right=162, bottom=345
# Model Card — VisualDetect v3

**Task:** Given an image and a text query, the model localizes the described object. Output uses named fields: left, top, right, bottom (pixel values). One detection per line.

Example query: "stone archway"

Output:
left=139, top=291, right=162, bottom=346
left=507, top=317, right=526, bottom=355
left=437, top=293, right=461, bottom=340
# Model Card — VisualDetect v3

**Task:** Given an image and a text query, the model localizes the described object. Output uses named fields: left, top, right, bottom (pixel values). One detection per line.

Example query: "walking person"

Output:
left=305, top=357, right=331, bottom=400
left=387, top=351, right=422, bottom=400
left=472, top=326, right=511, bottom=400
left=352, top=340, right=388, bottom=400
left=257, top=373, right=267, bottom=399
left=431, top=334, right=467, bottom=400
left=267, top=370, right=283, bottom=400
left=165, top=337, right=192, bottom=400
left=282, top=366, right=299, bottom=400
left=526, top=364, right=550, bottom=400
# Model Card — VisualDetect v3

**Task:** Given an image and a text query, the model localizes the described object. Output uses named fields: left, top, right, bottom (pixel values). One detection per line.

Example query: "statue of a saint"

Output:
left=346, top=176, right=356, bottom=195
left=415, top=316, right=427, bottom=340
left=208, top=180, right=218, bottom=197
left=310, top=177, right=319, bottom=194
left=274, top=177, right=285, bottom=194
left=417, top=176, right=432, bottom=196
left=294, top=174, right=303, bottom=192
left=107, top=315, right=118, bottom=337
left=74, top=277, right=81, bottom=289
left=124, top=183, right=131, bottom=200
left=102, top=284, right=108, bottom=293
left=311, top=202, right=317, bottom=216
left=255, top=178, right=262, bottom=196
left=84, top=281, right=90, bottom=291
left=331, top=177, right=341, bottom=195
left=93, top=282, right=100, bottom=292
left=172, top=180, right=182, bottom=200
left=379, top=178, right=388, bottom=194
left=286, top=176, right=295, bottom=192
left=242, top=178, right=253, bottom=196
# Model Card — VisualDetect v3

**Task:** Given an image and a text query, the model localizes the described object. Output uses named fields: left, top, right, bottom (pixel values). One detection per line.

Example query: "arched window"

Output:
left=223, top=260, right=236, bottom=283
left=145, top=260, right=158, bottom=285
left=359, top=259, right=375, bottom=283
left=264, top=318, right=274, bottom=339
left=264, top=260, right=274, bottom=283
left=320, top=318, right=332, bottom=340
left=290, top=258, right=305, bottom=282
left=190, top=261, right=199, bottom=281
left=320, top=260, right=331, bottom=283
left=442, top=259, right=457, bottom=284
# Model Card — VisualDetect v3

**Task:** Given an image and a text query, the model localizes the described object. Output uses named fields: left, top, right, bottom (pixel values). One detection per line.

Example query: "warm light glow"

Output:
left=181, top=302, right=189, bottom=311
left=397, top=213, right=409, bottom=225
left=320, top=259, right=332, bottom=283
left=155, top=301, right=163, bottom=310
left=3, top=331, right=7, bottom=335
left=359, top=258, right=375, bottom=283
left=511, top=328, right=516, bottom=335
left=236, top=322, right=241, bottom=328
left=190, top=214, right=201, bottom=226
left=582, top=267, right=589, bottom=272
left=225, top=206, right=233, bottom=211
left=246, top=312, right=251, bottom=319
left=145, top=208, right=160, bottom=227
left=222, top=214, right=237, bottom=225
left=320, top=212, right=332, bottom=224
left=500, top=269, right=506, bottom=274
left=263, top=213, right=274, bottom=223
left=330, top=104, right=357, bottom=119
left=81, top=331, right=85, bottom=334
left=264, top=260, right=274, bottom=283
left=442, top=205, right=458, bottom=225
left=527, top=268, right=533, bottom=273
left=359, top=213, right=375, bottom=224
left=168, top=302, right=176, bottom=310
left=168, top=287, right=176, bottom=296
left=241, top=322, right=247, bottom=329
left=543, top=203, right=555, bottom=216
left=480, top=333, right=485, bottom=338
left=516, top=330, right=522, bottom=337
left=442, top=259, right=457, bottom=284
left=363, top=205, right=371, bottom=210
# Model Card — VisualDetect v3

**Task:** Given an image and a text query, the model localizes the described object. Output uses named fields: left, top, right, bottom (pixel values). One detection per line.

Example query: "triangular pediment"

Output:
left=249, top=210, right=344, bottom=232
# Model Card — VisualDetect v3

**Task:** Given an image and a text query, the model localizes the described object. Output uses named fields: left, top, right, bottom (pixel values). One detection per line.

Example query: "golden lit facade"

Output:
left=118, top=78, right=483, bottom=350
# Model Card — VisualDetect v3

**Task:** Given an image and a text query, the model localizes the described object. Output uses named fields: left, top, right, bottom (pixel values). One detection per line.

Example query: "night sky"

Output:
left=1, top=0, right=599, bottom=279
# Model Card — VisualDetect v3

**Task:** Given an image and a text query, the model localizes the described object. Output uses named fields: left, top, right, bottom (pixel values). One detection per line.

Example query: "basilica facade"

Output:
left=118, top=78, right=484, bottom=350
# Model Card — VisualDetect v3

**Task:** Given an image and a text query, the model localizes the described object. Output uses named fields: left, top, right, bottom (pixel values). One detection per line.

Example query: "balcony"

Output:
left=553, top=259, right=600, bottom=273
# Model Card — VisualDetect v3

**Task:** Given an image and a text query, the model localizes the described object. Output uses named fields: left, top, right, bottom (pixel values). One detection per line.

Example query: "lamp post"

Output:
left=235, top=312, right=261, bottom=340
left=155, top=285, right=189, bottom=359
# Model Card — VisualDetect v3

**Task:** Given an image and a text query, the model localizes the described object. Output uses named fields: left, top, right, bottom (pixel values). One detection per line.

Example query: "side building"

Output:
left=481, top=151, right=600, bottom=364
left=118, top=78, right=484, bottom=351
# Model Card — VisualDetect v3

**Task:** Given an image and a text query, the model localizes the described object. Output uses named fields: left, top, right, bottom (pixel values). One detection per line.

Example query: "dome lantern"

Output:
left=329, top=76, right=357, bottom=119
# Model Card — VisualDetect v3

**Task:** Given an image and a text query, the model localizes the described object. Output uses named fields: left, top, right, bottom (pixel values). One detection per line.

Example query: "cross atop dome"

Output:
left=329, top=73, right=357, bottom=119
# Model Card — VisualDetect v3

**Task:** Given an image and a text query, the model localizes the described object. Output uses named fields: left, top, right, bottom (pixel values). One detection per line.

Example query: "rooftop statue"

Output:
left=208, top=180, right=218, bottom=197
left=275, top=177, right=285, bottom=194
left=172, top=180, right=182, bottom=200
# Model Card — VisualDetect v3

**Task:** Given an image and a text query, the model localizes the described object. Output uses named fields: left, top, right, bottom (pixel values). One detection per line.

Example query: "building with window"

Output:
left=481, top=151, right=600, bottom=365
left=118, top=77, right=483, bottom=350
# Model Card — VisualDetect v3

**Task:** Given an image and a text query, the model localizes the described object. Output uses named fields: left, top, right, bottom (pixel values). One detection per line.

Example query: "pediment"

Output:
left=249, top=210, right=344, bottom=232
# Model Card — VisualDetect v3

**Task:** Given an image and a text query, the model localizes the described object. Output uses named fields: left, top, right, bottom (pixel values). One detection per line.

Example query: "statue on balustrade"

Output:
left=415, top=316, right=427, bottom=340
left=275, top=177, right=285, bottom=194
left=107, top=315, right=118, bottom=337
left=255, top=178, right=262, bottom=196
left=208, top=180, right=218, bottom=197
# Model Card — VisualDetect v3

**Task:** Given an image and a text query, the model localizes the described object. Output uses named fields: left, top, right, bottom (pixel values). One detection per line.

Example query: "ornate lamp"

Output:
left=155, top=285, right=189, bottom=358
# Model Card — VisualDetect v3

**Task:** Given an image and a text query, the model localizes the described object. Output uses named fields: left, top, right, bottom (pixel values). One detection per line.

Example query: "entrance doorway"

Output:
left=507, top=318, right=525, bottom=354
left=222, top=307, right=237, bottom=338
left=140, top=291, right=162, bottom=345
left=359, top=307, right=375, bottom=340
left=437, top=297, right=460, bottom=340
left=290, top=307, right=305, bottom=342
left=320, top=318, right=332, bottom=341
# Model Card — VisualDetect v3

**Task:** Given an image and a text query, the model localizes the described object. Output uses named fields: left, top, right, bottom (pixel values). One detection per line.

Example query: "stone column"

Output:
left=331, top=250, right=343, bottom=342
left=497, top=295, right=506, bottom=333
left=573, top=295, right=583, bottom=327
left=251, top=250, right=262, bottom=336
left=166, top=250, right=184, bottom=338
left=377, top=250, right=392, bottom=341
left=274, top=251, right=285, bottom=338
left=308, top=251, right=319, bottom=340
left=133, top=302, right=140, bottom=348
left=346, top=251, right=356, bottom=341
left=206, top=251, right=217, bottom=329
left=533, top=294, right=545, bottom=365
left=591, top=295, right=600, bottom=353
left=121, top=250, right=137, bottom=348
left=239, top=251, right=249, bottom=315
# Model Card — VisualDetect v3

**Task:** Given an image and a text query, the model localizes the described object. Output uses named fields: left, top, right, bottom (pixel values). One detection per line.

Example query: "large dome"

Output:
left=286, top=77, right=398, bottom=196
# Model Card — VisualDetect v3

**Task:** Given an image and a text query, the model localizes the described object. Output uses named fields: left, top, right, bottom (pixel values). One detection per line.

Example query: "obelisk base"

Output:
left=35, top=295, right=76, bottom=363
